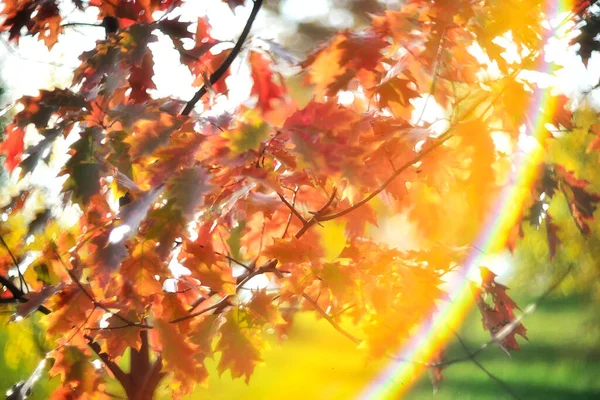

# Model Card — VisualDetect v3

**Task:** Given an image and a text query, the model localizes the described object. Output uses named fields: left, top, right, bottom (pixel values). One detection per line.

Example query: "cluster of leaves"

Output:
left=0, top=0, right=599, bottom=398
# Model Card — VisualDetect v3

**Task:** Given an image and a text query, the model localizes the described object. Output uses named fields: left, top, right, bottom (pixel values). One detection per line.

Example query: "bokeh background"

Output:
left=2, top=0, right=600, bottom=399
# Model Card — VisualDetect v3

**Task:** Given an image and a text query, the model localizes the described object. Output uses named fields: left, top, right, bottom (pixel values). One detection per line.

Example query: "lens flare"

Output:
left=360, top=1, right=576, bottom=398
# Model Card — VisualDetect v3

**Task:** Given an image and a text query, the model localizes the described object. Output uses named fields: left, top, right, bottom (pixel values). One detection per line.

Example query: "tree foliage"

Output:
left=1, top=0, right=600, bottom=398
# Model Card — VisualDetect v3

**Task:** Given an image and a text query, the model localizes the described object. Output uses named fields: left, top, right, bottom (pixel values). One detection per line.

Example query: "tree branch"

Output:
left=0, top=234, right=27, bottom=292
left=302, top=292, right=361, bottom=344
left=85, top=334, right=130, bottom=385
left=453, top=332, right=523, bottom=400
left=281, top=186, right=300, bottom=238
left=295, top=188, right=337, bottom=238
left=0, top=237, right=50, bottom=315
left=181, top=0, right=264, bottom=115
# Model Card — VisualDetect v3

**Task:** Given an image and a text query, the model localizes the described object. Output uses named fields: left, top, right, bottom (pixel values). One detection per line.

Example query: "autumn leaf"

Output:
left=154, top=318, right=202, bottom=391
left=167, top=166, right=214, bottom=219
left=216, top=309, right=264, bottom=383
left=49, top=346, right=105, bottom=397
left=110, top=185, right=165, bottom=244
left=0, top=124, right=25, bottom=172
left=61, top=127, right=106, bottom=206
left=10, top=282, right=64, bottom=322
left=96, top=313, right=142, bottom=358
left=472, top=267, right=527, bottom=352
left=249, top=51, right=285, bottom=113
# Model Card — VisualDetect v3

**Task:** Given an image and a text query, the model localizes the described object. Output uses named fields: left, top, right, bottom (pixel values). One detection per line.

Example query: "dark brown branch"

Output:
left=235, top=258, right=279, bottom=289
left=170, top=295, right=232, bottom=324
left=0, top=234, right=27, bottom=292
left=278, top=190, right=306, bottom=225
left=188, top=289, right=218, bottom=313
left=0, top=241, right=50, bottom=314
left=85, top=334, right=129, bottom=385
left=181, top=0, right=264, bottom=115
left=295, top=188, right=337, bottom=238
left=60, top=22, right=103, bottom=29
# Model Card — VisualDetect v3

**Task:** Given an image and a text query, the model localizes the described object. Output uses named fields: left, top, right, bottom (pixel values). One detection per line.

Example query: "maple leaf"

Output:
left=221, top=0, right=246, bottom=11
left=249, top=51, right=285, bottom=113
left=370, top=75, right=419, bottom=119
left=12, top=88, right=87, bottom=130
left=49, top=346, right=105, bottom=397
left=0, top=124, right=26, bottom=172
left=120, top=240, right=167, bottom=297
left=19, top=128, right=61, bottom=177
left=216, top=309, right=264, bottom=383
left=181, top=250, right=234, bottom=293
left=153, top=319, right=202, bottom=392
left=556, top=165, right=600, bottom=234
left=128, top=52, right=156, bottom=103
left=246, top=289, right=282, bottom=325
left=263, top=237, right=316, bottom=264
left=167, top=166, right=214, bottom=219
left=61, top=127, right=106, bottom=206
left=225, top=110, right=272, bottom=156
left=127, top=113, right=183, bottom=159
left=157, top=16, right=193, bottom=42
left=302, top=30, right=388, bottom=95
left=27, top=1, right=62, bottom=49
left=472, top=267, right=527, bottom=352
left=95, top=313, right=142, bottom=357
left=110, top=185, right=164, bottom=244
left=10, top=282, right=64, bottom=322
left=572, top=10, right=600, bottom=66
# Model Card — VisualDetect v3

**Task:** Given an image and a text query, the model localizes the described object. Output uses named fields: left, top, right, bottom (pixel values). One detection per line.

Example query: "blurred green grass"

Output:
left=1, top=295, right=598, bottom=399
left=190, top=295, right=600, bottom=400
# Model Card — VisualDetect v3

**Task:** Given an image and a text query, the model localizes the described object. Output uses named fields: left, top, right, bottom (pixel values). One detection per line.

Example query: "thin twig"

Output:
left=0, top=234, right=27, bottom=292
left=281, top=186, right=300, bottom=238
left=170, top=295, right=232, bottom=324
left=60, top=22, right=103, bottom=28
left=453, top=332, right=523, bottom=400
left=278, top=190, right=306, bottom=225
left=181, top=0, right=264, bottom=115
left=302, top=293, right=360, bottom=344
left=295, top=188, right=337, bottom=238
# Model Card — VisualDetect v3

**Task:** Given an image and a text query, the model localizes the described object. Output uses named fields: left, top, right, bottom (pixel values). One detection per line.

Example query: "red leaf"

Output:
left=472, top=267, right=527, bottom=351
left=249, top=51, right=285, bottom=113
left=0, top=124, right=25, bottom=172
left=128, top=53, right=156, bottom=103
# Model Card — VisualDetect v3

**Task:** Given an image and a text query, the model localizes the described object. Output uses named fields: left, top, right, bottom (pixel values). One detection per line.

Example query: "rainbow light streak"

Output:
left=360, top=1, right=575, bottom=398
